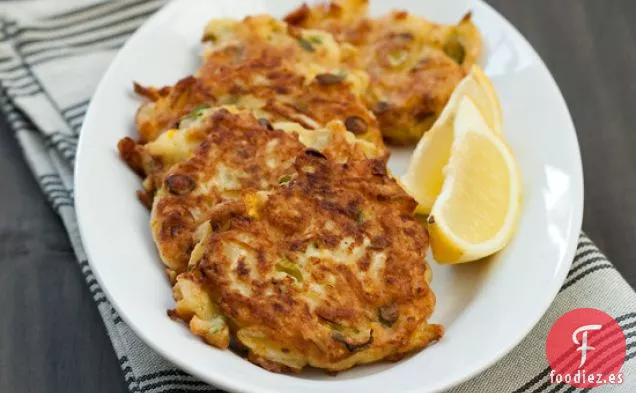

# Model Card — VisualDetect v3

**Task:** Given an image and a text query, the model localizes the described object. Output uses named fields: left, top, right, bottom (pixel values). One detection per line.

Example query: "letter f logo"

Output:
left=572, top=324, right=602, bottom=368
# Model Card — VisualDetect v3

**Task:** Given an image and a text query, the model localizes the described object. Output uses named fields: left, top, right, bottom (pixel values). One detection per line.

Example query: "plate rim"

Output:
left=74, top=0, right=584, bottom=392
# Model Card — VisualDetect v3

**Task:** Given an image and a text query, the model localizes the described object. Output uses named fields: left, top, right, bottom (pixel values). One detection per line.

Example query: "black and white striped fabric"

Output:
left=1, top=1, right=635, bottom=392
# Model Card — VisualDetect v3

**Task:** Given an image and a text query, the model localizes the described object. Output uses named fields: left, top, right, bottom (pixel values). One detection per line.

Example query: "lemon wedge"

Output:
left=427, top=97, right=521, bottom=264
left=401, top=65, right=502, bottom=214
left=460, top=65, right=503, bottom=134
left=437, top=64, right=502, bottom=135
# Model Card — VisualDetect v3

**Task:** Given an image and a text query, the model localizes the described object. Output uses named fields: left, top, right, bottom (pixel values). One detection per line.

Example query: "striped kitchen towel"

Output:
left=1, top=1, right=635, bottom=392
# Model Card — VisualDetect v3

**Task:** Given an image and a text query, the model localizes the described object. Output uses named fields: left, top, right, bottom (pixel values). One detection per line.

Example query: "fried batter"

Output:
left=172, top=153, right=442, bottom=372
left=133, top=15, right=383, bottom=148
left=118, top=3, right=445, bottom=374
left=285, top=0, right=482, bottom=144
left=149, top=108, right=383, bottom=274
left=120, top=102, right=382, bottom=203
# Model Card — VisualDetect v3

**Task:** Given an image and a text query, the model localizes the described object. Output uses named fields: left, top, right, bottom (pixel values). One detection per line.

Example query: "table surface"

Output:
left=2, top=1, right=636, bottom=392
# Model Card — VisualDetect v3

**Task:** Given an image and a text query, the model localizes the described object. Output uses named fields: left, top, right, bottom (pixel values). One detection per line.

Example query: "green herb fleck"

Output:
left=185, top=103, right=210, bottom=120
left=388, top=49, right=409, bottom=67
left=307, top=35, right=322, bottom=44
left=279, top=175, right=292, bottom=185
left=443, top=37, right=466, bottom=65
left=276, top=259, right=303, bottom=282
left=298, top=38, right=315, bottom=52
left=356, top=210, right=364, bottom=224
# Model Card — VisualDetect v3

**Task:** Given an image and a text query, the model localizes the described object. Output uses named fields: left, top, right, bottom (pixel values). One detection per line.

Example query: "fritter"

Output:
left=285, top=0, right=482, bottom=144
left=171, top=153, right=442, bottom=372
left=120, top=102, right=381, bottom=202
left=117, top=5, right=444, bottom=374
left=148, top=107, right=383, bottom=275
left=200, top=15, right=345, bottom=76
left=133, top=15, right=384, bottom=148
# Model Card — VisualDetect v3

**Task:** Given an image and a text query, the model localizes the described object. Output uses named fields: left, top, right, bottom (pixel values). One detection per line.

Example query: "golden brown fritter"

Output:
left=200, top=15, right=344, bottom=74
left=172, top=153, right=442, bottom=372
left=120, top=101, right=382, bottom=205
left=133, top=77, right=213, bottom=144
left=285, top=0, right=482, bottom=144
left=149, top=108, right=383, bottom=275
left=284, top=0, right=371, bottom=45
left=117, top=5, right=444, bottom=374
left=133, top=15, right=384, bottom=148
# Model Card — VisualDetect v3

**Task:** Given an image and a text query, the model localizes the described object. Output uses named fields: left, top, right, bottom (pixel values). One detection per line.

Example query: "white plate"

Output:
left=75, top=0, right=583, bottom=392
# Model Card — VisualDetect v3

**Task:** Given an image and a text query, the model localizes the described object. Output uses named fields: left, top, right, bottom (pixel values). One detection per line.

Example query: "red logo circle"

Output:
left=546, top=308, right=626, bottom=388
